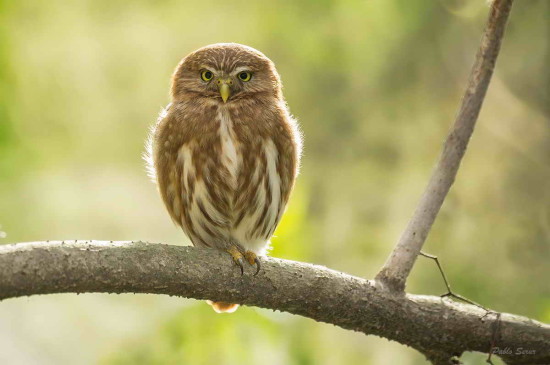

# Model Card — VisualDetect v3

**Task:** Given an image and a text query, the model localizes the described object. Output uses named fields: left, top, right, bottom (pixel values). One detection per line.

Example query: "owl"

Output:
left=146, top=43, right=302, bottom=313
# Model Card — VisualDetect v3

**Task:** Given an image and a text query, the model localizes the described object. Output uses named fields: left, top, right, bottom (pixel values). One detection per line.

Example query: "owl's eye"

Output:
left=238, top=72, right=252, bottom=82
left=201, top=70, right=213, bottom=81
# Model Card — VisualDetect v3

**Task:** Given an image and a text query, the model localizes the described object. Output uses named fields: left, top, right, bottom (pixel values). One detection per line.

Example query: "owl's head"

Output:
left=171, top=43, right=282, bottom=104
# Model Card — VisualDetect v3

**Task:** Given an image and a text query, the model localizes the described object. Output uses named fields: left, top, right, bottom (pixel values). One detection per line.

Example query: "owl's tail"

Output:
left=206, top=300, right=239, bottom=313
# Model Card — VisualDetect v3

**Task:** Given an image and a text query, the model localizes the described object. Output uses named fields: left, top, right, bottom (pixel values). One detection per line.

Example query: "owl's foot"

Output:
left=244, top=251, right=261, bottom=276
left=226, top=246, right=261, bottom=276
left=226, top=246, right=245, bottom=275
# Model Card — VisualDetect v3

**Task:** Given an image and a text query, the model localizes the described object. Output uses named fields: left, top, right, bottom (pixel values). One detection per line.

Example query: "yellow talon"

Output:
left=244, top=251, right=261, bottom=276
left=226, top=247, right=261, bottom=276
left=226, top=246, right=245, bottom=275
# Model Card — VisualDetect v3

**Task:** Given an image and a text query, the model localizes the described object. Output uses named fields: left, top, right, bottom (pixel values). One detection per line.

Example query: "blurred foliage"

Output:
left=0, top=0, right=548, bottom=364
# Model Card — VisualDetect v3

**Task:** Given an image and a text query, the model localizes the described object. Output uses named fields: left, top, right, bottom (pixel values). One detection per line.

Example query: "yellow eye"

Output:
left=238, top=71, right=252, bottom=82
left=201, top=70, right=213, bottom=81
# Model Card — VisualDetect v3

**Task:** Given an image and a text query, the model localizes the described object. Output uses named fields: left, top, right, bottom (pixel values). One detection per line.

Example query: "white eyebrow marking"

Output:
left=232, top=66, right=252, bottom=75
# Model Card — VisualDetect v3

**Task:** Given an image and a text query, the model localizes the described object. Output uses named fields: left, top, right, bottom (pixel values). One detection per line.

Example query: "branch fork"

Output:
left=375, top=0, right=515, bottom=293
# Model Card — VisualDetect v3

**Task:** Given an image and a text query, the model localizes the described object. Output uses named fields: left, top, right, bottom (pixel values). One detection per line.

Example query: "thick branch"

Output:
left=376, top=0, right=514, bottom=292
left=1, top=241, right=548, bottom=364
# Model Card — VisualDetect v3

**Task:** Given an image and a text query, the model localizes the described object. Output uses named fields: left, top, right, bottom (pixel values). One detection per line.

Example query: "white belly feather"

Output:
left=218, top=109, right=239, bottom=189
left=177, top=107, right=280, bottom=255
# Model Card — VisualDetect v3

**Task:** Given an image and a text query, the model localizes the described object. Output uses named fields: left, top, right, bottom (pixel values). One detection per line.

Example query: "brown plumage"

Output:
left=146, top=43, right=302, bottom=313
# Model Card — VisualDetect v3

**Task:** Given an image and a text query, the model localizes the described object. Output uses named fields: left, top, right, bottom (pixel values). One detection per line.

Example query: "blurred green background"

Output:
left=0, top=0, right=548, bottom=364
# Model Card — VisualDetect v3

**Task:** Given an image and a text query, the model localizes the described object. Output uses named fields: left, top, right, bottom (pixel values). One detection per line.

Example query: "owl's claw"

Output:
left=244, top=251, right=261, bottom=276
left=236, top=257, right=245, bottom=276
left=226, top=246, right=245, bottom=276
left=227, top=247, right=261, bottom=276
left=253, top=257, right=261, bottom=276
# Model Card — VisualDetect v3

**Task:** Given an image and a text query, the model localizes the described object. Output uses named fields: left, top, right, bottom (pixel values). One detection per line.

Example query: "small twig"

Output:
left=419, top=251, right=488, bottom=311
left=376, top=0, right=514, bottom=292
left=419, top=251, right=504, bottom=365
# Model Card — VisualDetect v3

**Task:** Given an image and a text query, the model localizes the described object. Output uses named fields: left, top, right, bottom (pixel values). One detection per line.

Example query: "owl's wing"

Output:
left=151, top=104, right=204, bottom=245
left=144, top=103, right=171, bottom=184
left=151, top=102, right=233, bottom=248
left=270, top=109, right=302, bottom=235
left=148, top=103, right=187, bottom=228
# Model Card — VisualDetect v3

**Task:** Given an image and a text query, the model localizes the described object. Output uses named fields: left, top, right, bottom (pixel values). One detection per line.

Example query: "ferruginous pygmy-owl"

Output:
left=146, top=43, right=302, bottom=313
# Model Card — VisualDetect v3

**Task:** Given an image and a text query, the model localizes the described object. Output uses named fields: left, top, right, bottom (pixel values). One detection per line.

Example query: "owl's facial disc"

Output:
left=216, top=78, right=232, bottom=103
left=172, top=44, right=281, bottom=103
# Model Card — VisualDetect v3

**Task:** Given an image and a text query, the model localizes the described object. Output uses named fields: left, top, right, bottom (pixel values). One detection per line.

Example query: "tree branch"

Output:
left=1, top=241, right=548, bottom=365
left=376, top=0, right=514, bottom=292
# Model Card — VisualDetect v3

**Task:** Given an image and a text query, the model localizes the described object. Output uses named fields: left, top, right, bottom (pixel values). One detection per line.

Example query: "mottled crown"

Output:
left=171, top=43, right=282, bottom=101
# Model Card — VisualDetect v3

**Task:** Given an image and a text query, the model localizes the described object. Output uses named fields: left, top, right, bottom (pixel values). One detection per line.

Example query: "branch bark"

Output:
left=376, top=0, right=514, bottom=292
left=1, top=241, right=548, bottom=365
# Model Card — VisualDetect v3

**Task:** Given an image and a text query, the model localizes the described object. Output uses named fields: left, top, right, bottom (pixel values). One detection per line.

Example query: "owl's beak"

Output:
left=217, top=79, right=232, bottom=103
